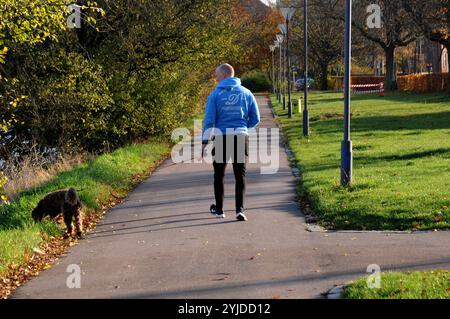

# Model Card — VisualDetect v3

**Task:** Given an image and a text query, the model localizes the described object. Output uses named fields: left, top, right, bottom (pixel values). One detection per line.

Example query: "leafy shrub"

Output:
left=0, top=173, right=7, bottom=204
left=7, top=47, right=113, bottom=152
left=241, top=70, right=272, bottom=93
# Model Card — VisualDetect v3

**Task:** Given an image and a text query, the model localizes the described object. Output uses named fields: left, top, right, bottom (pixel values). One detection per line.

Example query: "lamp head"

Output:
left=276, top=34, right=284, bottom=43
left=280, top=7, right=296, bottom=20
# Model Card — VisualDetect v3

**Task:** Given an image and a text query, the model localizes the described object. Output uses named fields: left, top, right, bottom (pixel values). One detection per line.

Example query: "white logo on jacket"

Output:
left=225, top=93, right=244, bottom=106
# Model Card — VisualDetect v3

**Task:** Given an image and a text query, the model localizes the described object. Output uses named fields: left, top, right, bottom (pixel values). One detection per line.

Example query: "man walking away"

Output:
left=202, top=64, right=261, bottom=221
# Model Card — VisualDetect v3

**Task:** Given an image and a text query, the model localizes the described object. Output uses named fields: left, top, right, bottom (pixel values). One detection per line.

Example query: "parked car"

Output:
left=295, top=78, right=314, bottom=91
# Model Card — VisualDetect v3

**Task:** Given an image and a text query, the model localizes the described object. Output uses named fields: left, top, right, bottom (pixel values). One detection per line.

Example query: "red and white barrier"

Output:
left=349, top=82, right=384, bottom=97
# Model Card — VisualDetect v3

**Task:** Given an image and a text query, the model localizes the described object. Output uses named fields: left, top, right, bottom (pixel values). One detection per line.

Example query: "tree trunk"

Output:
left=446, top=43, right=450, bottom=92
left=320, top=63, right=328, bottom=91
left=385, top=45, right=397, bottom=90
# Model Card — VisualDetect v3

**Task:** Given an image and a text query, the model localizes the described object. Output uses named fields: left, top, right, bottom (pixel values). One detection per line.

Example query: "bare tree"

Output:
left=289, top=0, right=344, bottom=90
left=349, top=1, right=417, bottom=90
left=309, top=0, right=344, bottom=90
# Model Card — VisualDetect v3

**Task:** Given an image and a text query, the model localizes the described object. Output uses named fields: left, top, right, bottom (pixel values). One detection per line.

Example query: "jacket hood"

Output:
left=217, top=77, right=241, bottom=89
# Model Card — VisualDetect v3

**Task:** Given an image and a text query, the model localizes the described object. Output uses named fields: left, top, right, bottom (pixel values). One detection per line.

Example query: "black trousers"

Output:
left=212, top=134, right=248, bottom=213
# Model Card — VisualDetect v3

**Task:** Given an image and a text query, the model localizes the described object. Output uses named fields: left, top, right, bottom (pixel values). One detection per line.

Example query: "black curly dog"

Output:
left=32, top=188, right=83, bottom=239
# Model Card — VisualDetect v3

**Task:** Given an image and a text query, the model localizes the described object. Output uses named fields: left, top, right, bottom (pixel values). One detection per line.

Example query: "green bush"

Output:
left=241, top=70, right=272, bottom=93
left=9, top=47, right=113, bottom=152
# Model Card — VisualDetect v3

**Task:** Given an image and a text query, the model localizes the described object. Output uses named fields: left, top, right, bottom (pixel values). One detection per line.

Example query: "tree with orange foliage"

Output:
left=229, top=0, right=284, bottom=75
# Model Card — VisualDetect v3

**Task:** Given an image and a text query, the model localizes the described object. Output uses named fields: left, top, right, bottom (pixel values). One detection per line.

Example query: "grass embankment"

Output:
left=271, top=91, right=450, bottom=230
left=0, top=139, right=170, bottom=275
left=343, top=271, right=450, bottom=299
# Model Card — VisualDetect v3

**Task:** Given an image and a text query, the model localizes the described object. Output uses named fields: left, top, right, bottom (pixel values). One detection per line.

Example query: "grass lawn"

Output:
left=0, top=139, right=170, bottom=275
left=271, top=91, right=450, bottom=230
left=343, top=270, right=450, bottom=299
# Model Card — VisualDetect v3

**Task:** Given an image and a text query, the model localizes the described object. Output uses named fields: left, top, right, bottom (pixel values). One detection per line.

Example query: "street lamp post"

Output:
left=274, top=40, right=280, bottom=100
left=279, top=24, right=287, bottom=110
left=341, top=0, right=353, bottom=186
left=302, top=0, right=309, bottom=136
left=280, top=7, right=295, bottom=118
left=269, top=45, right=276, bottom=95
left=276, top=34, right=284, bottom=104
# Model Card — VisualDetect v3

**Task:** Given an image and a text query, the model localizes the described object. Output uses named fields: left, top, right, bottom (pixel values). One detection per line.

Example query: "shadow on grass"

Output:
left=317, top=206, right=449, bottom=231
left=312, top=111, right=450, bottom=133
left=297, top=148, right=450, bottom=177
left=356, top=148, right=450, bottom=164
left=352, top=111, right=450, bottom=131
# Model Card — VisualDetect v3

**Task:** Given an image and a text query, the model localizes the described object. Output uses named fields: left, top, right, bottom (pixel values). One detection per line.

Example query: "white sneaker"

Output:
left=236, top=212, right=248, bottom=221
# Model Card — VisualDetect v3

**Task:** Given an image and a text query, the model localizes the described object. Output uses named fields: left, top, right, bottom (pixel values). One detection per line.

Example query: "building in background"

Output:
left=411, top=37, right=448, bottom=74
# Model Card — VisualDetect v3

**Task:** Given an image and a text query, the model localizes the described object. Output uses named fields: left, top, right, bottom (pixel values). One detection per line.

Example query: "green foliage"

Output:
left=0, top=173, right=7, bottom=204
left=241, top=70, right=272, bottom=93
left=0, top=0, right=71, bottom=61
left=0, top=0, right=68, bottom=137
left=5, top=46, right=113, bottom=151
left=0, top=1, right=103, bottom=149
left=271, top=91, right=450, bottom=230
left=1, top=0, right=244, bottom=153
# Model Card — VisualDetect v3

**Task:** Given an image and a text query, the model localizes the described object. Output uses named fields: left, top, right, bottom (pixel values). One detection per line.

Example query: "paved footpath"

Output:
left=13, top=96, right=450, bottom=299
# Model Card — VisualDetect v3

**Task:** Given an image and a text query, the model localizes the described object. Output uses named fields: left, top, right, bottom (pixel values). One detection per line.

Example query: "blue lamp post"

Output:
left=274, top=40, right=280, bottom=100
left=302, top=0, right=309, bottom=137
left=341, top=0, right=353, bottom=186
left=276, top=34, right=284, bottom=104
left=280, top=7, right=296, bottom=119
left=269, top=45, right=276, bottom=94
left=278, top=24, right=287, bottom=110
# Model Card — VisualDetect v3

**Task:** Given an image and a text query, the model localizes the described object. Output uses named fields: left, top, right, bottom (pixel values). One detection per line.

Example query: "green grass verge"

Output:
left=343, top=271, right=450, bottom=299
left=271, top=91, right=450, bottom=230
left=0, top=138, right=170, bottom=274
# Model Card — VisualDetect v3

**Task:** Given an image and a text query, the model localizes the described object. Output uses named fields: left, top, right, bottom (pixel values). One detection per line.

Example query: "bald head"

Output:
left=215, top=64, right=235, bottom=82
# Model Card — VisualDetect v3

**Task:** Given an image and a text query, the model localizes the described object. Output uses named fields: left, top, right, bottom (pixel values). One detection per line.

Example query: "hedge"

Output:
left=397, top=73, right=449, bottom=93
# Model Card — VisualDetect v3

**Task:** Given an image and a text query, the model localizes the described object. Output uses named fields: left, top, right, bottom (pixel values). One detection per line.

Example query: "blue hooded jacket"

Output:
left=202, top=77, right=261, bottom=144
